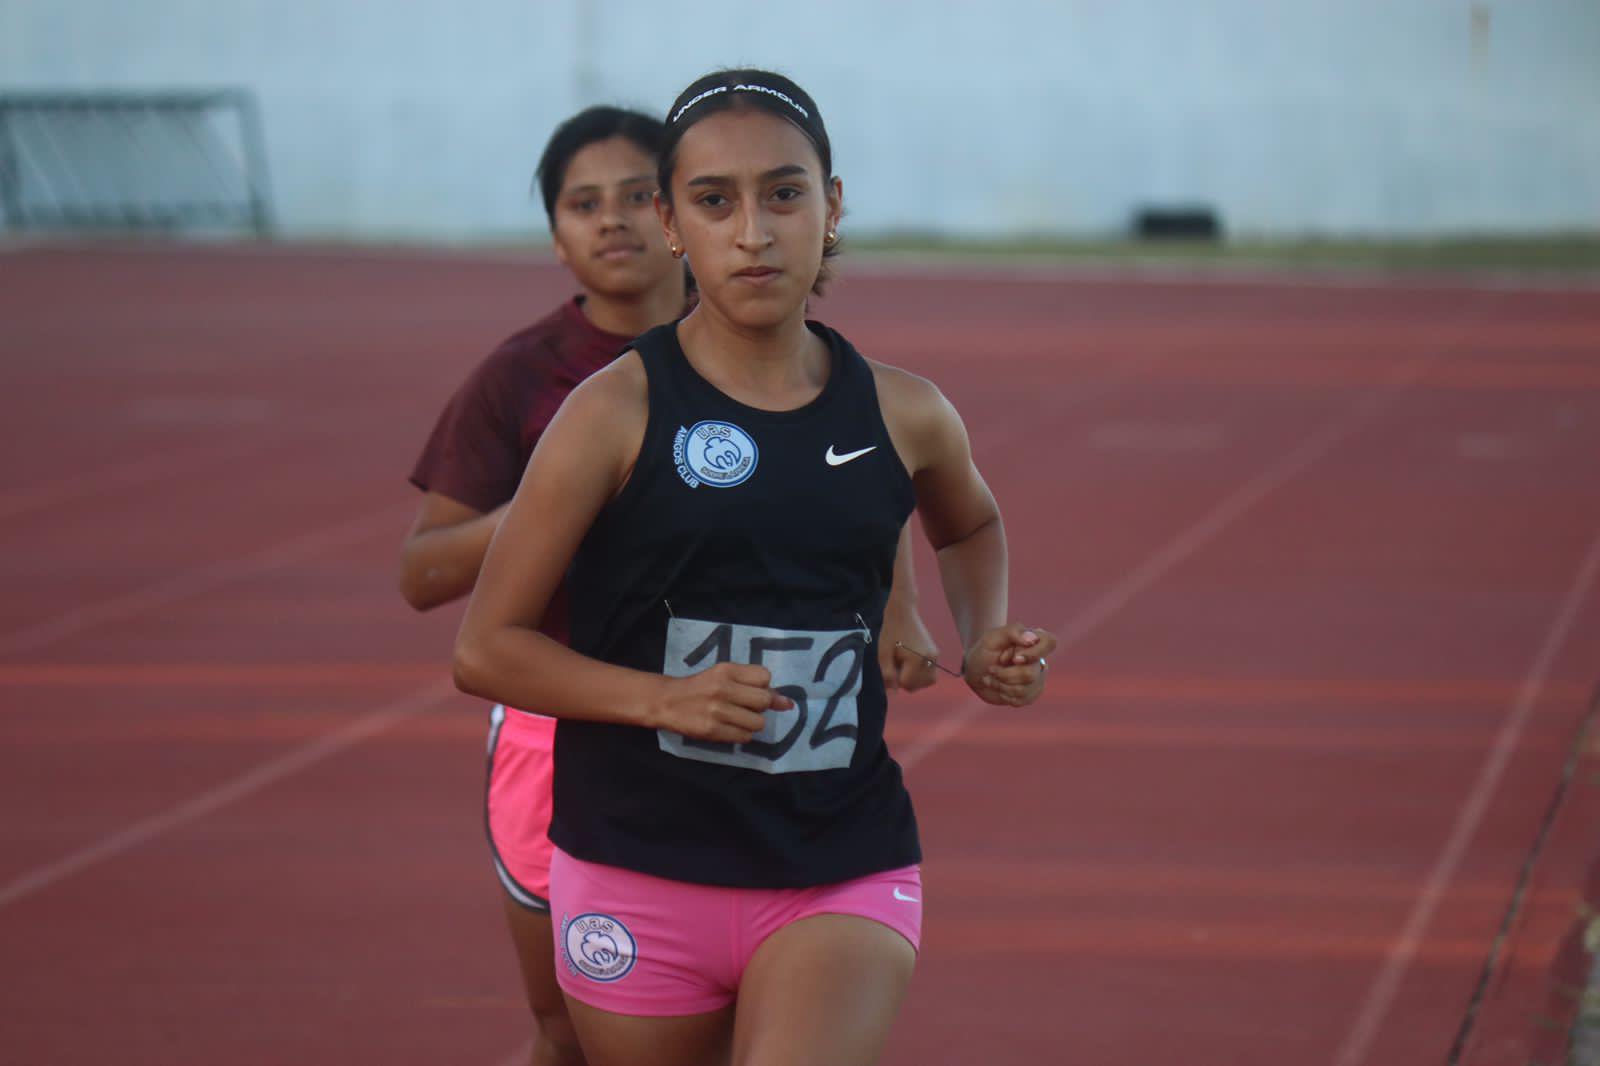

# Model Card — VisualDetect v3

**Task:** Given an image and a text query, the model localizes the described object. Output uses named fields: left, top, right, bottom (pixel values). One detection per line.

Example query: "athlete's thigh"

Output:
left=502, top=899, right=579, bottom=1034
left=731, top=914, right=916, bottom=1066
left=563, top=996, right=734, bottom=1066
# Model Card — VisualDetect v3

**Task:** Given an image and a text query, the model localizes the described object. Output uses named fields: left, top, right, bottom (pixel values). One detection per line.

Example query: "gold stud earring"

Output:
left=669, top=242, right=684, bottom=259
left=824, top=230, right=838, bottom=247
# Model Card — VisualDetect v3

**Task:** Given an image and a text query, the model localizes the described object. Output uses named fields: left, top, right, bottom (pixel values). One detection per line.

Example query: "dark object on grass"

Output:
left=1132, top=205, right=1222, bottom=241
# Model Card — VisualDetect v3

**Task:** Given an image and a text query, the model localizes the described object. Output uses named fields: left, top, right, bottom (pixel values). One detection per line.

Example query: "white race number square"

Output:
left=659, top=617, right=867, bottom=774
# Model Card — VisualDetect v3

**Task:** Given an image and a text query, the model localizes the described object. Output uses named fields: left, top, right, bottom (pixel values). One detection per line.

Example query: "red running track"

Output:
left=1, top=243, right=1597, bottom=1066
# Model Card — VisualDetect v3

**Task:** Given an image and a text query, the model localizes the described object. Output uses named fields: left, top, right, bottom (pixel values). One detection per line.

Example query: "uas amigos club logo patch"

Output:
left=562, top=912, right=637, bottom=983
left=674, top=420, right=758, bottom=488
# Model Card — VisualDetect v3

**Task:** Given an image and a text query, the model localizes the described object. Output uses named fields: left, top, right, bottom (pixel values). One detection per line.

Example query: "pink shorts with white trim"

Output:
left=484, top=705, right=556, bottom=912
left=550, top=847, right=922, bottom=1016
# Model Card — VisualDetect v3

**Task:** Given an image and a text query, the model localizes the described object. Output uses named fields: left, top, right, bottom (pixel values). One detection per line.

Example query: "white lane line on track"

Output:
left=1329, top=524, right=1600, bottom=1066
left=0, top=503, right=412, bottom=658
left=899, top=325, right=1448, bottom=772
left=0, top=435, right=292, bottom=524
left=0, top=678, right=458, bottom=909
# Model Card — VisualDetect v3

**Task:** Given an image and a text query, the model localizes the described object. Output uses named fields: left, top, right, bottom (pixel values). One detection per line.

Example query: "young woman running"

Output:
left=403, top=105, right=939, bottom=1066
left=453, top=71, right=1053, bottom=1066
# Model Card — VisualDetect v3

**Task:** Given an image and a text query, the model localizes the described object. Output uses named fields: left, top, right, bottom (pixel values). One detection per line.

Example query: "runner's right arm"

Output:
left=452, top=355, right=790, bottom=743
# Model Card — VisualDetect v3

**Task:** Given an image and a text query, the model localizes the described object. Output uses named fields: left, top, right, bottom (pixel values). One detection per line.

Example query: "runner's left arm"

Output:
left=876, top=365, right=1056, bottom=707
left=879, top=523, right=940, bottom=692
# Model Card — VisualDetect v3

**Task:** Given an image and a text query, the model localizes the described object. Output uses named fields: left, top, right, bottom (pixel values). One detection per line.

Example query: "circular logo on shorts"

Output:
left=674, top=420, right=759, bottom=489
left=562, top=912, right=637, bottom=983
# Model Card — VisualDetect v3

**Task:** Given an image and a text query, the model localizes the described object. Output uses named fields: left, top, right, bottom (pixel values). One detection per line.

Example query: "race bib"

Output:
left=659, top=617, right=867, bottom=774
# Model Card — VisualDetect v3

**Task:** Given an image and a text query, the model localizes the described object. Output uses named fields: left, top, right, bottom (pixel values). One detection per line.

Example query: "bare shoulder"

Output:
left=578, top=348, right=648, bottom=401
left=870, top=354, right=953, bottom=410
left=553, top=350, right=648, bottom=429
left=868, top=358, right=960, bottom=437
left=531, top=350, right=650, bottom=490
left=866, top=358, right=968, bottom=477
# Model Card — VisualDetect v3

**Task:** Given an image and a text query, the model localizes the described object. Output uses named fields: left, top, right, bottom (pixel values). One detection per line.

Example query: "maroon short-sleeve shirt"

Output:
left=409, top=296, right=635, bottom=640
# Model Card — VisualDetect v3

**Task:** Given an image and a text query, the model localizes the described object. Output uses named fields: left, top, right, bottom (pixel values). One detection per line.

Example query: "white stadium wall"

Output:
left=2, top=0, right=1596, bottom=240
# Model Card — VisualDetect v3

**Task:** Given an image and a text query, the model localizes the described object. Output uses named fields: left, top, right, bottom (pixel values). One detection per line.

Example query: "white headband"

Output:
left=671, top=82, right=810, bottom=125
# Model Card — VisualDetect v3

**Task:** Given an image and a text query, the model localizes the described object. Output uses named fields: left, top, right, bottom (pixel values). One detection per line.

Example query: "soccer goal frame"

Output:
left=0, top=89, right=273, bottom=237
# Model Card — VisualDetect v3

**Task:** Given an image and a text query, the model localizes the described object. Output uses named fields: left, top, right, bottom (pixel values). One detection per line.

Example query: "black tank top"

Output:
left=550, top=320, right=921, bottom=888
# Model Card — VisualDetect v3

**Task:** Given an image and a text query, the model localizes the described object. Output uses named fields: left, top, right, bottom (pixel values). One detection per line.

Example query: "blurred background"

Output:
left=2, top=0, right=1597, bottom=247
left=3, top=4, right=1599, bottom=1066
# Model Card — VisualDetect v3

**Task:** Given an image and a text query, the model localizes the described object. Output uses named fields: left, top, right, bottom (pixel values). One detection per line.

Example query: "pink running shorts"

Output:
left=550, top=846, right=922, bottom=1016
left=485, top=705, right=557, bottom=911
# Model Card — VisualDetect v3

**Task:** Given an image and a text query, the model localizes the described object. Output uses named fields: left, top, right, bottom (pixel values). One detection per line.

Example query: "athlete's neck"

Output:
left=676, top=304, right=828, bottom=410
left=579, top=277, right=687, bottom=338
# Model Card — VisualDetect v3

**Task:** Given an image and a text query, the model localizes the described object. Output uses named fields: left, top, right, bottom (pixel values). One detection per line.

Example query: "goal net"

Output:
left=0, top=89, right=272, bottom=236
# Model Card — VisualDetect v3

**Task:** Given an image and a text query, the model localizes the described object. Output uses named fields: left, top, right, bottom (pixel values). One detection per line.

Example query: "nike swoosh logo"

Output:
left=893, top=887, right=920, bottom=903
left=825, top=444, right=877, bottom=467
